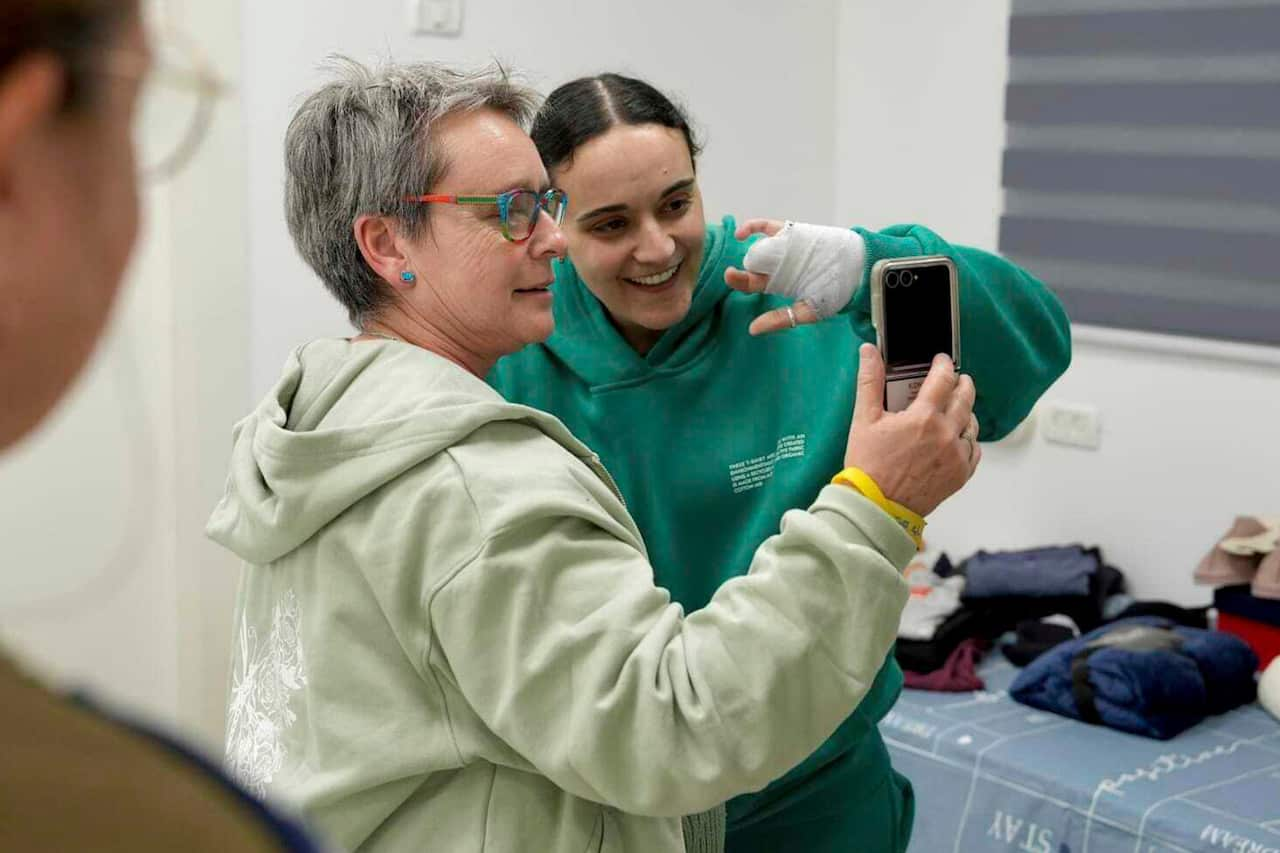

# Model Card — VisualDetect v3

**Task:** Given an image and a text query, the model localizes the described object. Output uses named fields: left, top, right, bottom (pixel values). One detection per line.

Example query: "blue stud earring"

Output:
left=400, top=270, right=416, bottom=283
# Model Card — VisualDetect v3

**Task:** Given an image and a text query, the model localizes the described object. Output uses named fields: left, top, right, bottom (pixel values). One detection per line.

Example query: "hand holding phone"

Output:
left=869, top=256, right=960, bottom=412
left=843, top=344, right=980, bottom=517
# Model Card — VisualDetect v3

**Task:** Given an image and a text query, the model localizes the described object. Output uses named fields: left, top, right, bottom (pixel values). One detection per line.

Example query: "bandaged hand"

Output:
left=725, top=218, right=867, bottom=335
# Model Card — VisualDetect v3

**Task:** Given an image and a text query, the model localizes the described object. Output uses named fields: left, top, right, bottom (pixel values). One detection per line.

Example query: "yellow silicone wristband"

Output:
left=830, top=467, right=926, bottom=549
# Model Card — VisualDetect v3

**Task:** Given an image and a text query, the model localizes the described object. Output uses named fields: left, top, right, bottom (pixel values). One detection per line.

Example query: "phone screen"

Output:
left=883, top=262, right=954, bottom=370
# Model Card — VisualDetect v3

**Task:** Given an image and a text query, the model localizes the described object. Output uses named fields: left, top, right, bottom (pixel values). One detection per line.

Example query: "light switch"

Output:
left=407, top=0, right=463, bottom=36
left=1040, top=401, right=1102, bottom=450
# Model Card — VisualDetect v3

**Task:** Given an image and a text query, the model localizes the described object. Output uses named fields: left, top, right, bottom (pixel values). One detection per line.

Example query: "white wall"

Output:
left=835, top=1, right=1010, bottom=247
left=243, top=0, right=841, bottom=395
left=168, top=0, right=253, bottom=747
left=835, top=0, right=1280, bottom=605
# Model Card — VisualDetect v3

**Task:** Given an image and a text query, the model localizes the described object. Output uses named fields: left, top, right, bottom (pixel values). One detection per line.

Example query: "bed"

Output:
left=882, top=655, right=1280, bottom=853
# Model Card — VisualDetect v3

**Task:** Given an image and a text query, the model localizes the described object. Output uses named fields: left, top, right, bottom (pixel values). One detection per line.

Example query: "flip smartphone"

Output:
left=869, top=255, right=960, bottom=412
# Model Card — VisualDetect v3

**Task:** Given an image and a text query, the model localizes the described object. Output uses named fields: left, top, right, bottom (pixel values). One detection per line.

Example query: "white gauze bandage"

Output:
left=741, top=221, right=867, bottom=319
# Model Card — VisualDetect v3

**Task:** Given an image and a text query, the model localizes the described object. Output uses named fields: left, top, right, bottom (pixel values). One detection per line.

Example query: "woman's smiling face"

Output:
left=551, top=123, right=705, bottom=355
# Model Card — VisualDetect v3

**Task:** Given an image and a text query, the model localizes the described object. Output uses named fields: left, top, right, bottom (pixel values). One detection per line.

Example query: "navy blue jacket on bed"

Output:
left=1009, top=617, right=1257, bottom=739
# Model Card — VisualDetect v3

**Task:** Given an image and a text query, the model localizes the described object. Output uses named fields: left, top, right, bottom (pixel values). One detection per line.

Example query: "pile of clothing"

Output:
left=895, top=545, right=1127, bottom=690
left=1193, top=514, right=1280, bottom=597
left=1195, top=515, right=1280, bottom=669
left=894, top=531, right=1280, bottom=737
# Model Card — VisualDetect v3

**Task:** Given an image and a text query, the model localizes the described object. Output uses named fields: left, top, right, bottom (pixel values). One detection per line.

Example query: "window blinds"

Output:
left=998, top=0, right=1280, bottom=345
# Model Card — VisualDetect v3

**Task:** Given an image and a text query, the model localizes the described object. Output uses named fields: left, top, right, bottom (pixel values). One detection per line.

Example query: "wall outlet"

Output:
left=1040, top=401, right=1102, bottom=450
left=407, top=0, right=462, bottom=36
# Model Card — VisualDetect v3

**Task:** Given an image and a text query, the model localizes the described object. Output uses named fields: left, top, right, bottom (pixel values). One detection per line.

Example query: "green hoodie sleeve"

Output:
left=427, top=481, right=912, bottom=818
left=847, top=224, right=1071, bottom=440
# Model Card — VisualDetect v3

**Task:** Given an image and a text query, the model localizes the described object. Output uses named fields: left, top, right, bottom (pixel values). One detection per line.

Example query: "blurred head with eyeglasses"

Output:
left=0, top=0, right=220, bottom=452
left=290, top=58, right=569, bottom=376
left=0, top=0, right=142, bottom=450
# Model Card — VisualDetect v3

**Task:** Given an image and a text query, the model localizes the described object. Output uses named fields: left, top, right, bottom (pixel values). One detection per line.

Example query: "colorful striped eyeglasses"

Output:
left=403, top=188, right=568, bottom=243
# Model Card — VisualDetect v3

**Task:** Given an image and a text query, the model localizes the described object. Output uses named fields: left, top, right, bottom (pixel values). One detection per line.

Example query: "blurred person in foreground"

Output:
left=0, top=1, right=321, bottom=849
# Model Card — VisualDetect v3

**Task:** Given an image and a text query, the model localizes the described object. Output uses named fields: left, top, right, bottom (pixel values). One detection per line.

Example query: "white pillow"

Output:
left=1260, top=656, right=1280, bottom=721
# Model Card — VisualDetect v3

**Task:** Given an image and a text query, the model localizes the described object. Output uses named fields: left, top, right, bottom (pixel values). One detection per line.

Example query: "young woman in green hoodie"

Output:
left=488, top=73, right=1073, bottom=853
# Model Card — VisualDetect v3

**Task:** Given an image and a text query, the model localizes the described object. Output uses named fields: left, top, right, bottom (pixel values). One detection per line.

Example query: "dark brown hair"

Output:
left=0, top=0, right=134, bottom=112
left=531, top=73, right=701, bottom=174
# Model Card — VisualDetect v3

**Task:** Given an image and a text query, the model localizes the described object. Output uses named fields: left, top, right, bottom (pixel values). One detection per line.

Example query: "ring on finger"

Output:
left=785, top=305, right=797, bottom=329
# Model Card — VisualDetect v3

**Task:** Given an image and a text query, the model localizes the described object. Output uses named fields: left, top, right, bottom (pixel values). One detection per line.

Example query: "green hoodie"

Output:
left=488, top=217, right=1072, bottom=851
left=208, top=337, right=915, bottom=853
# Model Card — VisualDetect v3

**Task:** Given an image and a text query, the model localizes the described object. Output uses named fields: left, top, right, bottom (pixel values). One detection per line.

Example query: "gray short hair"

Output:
left=284, top=57, right=540, bottom=327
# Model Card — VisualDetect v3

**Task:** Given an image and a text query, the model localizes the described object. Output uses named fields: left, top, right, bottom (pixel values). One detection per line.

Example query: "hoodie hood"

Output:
left=207, top=338, right=584, bottom=565
left=541, top=216, right=747, bottom=388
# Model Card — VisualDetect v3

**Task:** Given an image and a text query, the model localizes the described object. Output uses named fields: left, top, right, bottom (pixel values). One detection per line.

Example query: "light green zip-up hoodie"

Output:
left=208, top=337, right=913, bottom=853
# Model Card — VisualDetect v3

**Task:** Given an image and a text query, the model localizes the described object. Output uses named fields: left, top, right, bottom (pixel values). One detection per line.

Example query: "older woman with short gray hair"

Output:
left=209, top=58, right=977, bottom=853
left=283, top=58, right=540, bottom=327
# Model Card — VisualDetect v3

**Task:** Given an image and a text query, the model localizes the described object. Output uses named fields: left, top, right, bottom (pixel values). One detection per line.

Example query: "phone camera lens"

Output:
left=903, top=272, right=914, bottom=287
left=886, top=271, right=899, bottom=288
